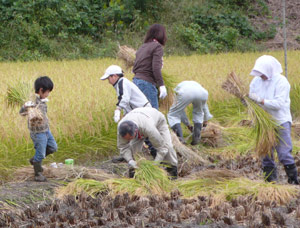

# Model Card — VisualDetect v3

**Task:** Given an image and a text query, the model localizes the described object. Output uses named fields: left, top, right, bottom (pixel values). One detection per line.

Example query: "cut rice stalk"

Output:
left=56, top=179, right=108, bottom=199
left=177, top=177, right=298, bottom=206
left=171, top=131, right=208, bottom=165
left=222, top=72, right=279, bottom=157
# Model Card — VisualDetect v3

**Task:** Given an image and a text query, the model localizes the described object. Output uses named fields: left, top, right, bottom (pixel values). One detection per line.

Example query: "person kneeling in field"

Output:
left=19, top=76, right=58, bottom=182
left=249, top=55, right=299, bottom=185
left=167, top=81, right=213, bottom=145
left=100, top=65, right=151, bottom=123
left=117, top=107, right=178, bottom=179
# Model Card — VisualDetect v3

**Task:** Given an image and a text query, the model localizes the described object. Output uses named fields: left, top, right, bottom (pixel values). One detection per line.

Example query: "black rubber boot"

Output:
left=29, top=157, right=34, bottom=166
left=111, top=156, right=126, bottom=163
left=128, top=168, right=135, bottom=178
left=263, top=166, right=277, bottom=182
left=33, top=161, right=47, bottom=182
left=166, top=165, right=178, bottom=180
left=191, top=123, right=202, bottom=145
left=145, top=138, right=157, bottom=159
left=284, top=164, right=299, bottom=185
left=45, top=146, right=56, bottom=157
left=171, top=123, right=185, bottom=144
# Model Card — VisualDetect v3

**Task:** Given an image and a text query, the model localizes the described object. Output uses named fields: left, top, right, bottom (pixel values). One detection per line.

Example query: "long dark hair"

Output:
left=144, top=24, right=167, bottom=46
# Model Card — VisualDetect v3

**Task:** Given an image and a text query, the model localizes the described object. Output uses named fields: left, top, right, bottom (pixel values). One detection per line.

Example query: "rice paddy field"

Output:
left=1, top=50, right=300, bottom=227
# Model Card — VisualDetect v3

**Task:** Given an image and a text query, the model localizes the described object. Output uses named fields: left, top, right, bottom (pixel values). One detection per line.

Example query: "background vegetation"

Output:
left=0, top=0, right=274, bottom=61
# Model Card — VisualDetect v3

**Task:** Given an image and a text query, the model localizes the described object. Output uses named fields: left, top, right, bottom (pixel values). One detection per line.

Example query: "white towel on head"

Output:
left=250, top=55, right=283, bottom=80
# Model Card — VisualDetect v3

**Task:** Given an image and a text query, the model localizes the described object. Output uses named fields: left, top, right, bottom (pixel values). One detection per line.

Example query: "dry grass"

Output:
left=186, top=169, right=240, bottom=180
left=12, top=165, right=117, bottom=182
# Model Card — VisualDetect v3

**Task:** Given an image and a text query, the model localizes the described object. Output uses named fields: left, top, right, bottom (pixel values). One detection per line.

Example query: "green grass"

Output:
left=290, top=83, right=300, bottom=119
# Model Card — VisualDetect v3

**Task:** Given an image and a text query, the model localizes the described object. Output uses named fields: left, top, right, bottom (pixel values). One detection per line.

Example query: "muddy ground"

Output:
left=1, top=153, right=300, bottom=227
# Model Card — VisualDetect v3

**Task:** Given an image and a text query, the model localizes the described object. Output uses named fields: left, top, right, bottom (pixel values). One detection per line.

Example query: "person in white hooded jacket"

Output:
left=117, top=107, right=178, bottom=179
left=249, top=55, right=299, bottom=185
left=101, top=65, right=151, bottom=123
left=167, top=81, right=213, bottom=145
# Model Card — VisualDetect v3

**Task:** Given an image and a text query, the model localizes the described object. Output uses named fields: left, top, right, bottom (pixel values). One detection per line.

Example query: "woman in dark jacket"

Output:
left=132, top=24, right=167, bottom=109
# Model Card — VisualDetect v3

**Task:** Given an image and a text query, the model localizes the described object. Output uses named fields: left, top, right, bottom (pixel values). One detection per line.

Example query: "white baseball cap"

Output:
left=101, top=65, right=123, bottom=80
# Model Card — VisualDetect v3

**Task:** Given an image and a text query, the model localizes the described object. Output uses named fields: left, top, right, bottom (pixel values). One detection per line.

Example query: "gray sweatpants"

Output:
left=262, top=122, right=295, bottom=167
left=167, top=81, right=213, bottom=128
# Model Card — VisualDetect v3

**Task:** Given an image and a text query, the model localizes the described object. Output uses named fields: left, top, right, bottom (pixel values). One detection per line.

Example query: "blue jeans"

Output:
left=133, top=78, right=158, bottom=109
left=31, top=130, right=58, bottom=162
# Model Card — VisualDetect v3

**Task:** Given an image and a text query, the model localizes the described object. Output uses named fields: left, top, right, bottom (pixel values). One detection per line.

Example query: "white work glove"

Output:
left=128, top=160, right=138, bottom=169
left=249, top=93, right=263, bottom=103
left=24, top=101, right=35, bottom=107
left=159, top=86, right=167, bottom=99
left=114, top=109, right=121, bottom=123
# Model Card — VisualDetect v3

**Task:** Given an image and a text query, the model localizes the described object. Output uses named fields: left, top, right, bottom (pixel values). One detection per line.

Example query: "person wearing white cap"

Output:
left=249, top=55, right=299, bottom=185
left=167, top=81, right=213, bottom=145
left=101, top=65, right=152, bottom=123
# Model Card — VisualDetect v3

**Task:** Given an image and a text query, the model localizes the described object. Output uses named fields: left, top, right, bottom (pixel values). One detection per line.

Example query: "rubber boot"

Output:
left=128, top=168, right=135, bottom=178
left=29, top=157, right=34, bottom=166
left=171, top=123, right=185, bottom=144
left=191, top=123, right=202, bottom=145
left=111, top=156, right=126, bottom=163
left=166, top=165, right=178, bottom=180
left=263, top=166, right=277, bottom=182
left=45, top=146, right=55, bottom=157
left=33, top=161, right=47, bottom=182
left=145, top=138, right=157, bottom=159
left=284, top=164, right=299, bottom=185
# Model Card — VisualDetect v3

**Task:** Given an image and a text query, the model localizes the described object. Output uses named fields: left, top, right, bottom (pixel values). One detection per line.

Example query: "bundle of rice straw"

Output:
left=186, top=169, right=240, bottom=180
left=201, top=122, right=224, bottom=147
left=57, top=160, right=174, bottom=198
left=171, top=131, right=208, bottom=165
left=56, top=179, right=108, bottom=199
left=13, top=165, right=117, bottom=182
left=117, top=45, right=136, bottom=69
left=177, top=177, right=298, bottom=205
left=222, top=72, right=279, bottom=157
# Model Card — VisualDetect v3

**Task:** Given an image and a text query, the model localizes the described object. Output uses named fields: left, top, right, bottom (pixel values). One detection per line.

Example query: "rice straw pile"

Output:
left=186, top=169, right=240, bottom=180
left=117, top=45, right=136, bottom=69
left=170, top=131, right=208, bottom=165
left=13, top=165, right=117, bottom=182
left=200, top=122, right=224, bottom=147
left=56, top=179, right=108, bottom=199
left=176, top=177, right=298, bottom=206
left=56, top=159, right=174, bottom=199
left=222, top=72, right=279, bottom=157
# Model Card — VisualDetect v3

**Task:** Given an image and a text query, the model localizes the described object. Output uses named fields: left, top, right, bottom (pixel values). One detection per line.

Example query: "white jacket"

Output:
left=249, top=55, right=292, bottom=125
left=114, top=77, right=151, bottom=114
left=117, top=107, right=178, bottom=166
